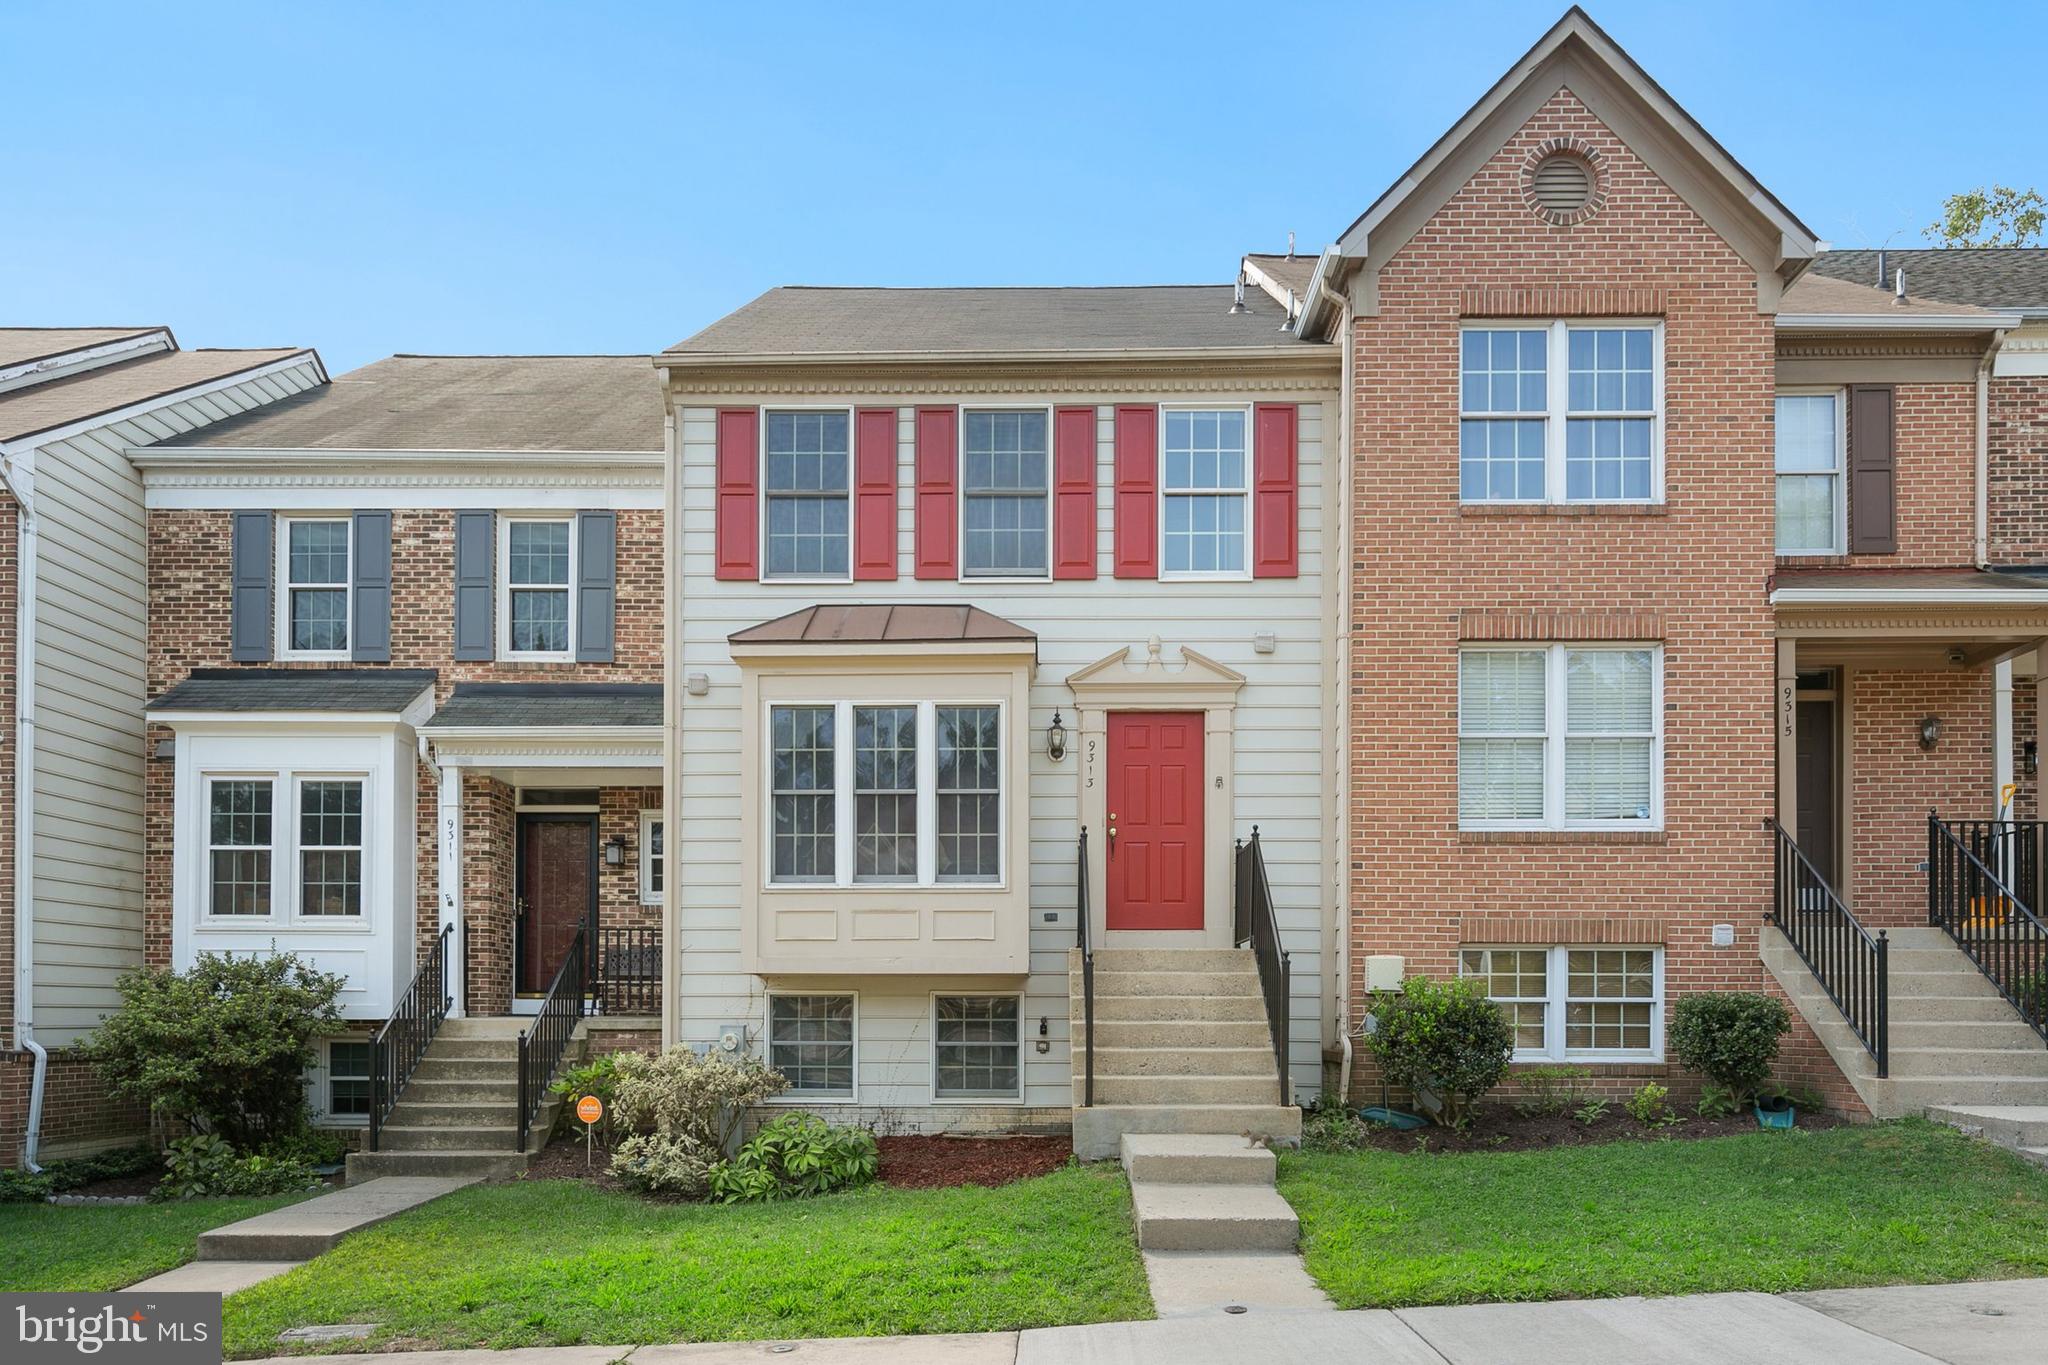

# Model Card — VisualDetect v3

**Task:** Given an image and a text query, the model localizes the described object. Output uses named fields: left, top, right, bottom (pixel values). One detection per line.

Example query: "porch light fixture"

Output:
left=2026, top=740, right=2039, bottom=777
left=1047, top=709, right=1068, bottom=762
left=1919, top=716, right=1943, bottom=751
left=604, top=834, right=628, bottom=867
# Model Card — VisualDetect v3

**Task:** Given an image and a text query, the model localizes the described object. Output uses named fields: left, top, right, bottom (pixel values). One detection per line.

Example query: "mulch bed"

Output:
left=521, top=1133, right=628, bottom=1191
left=877, top=1134, right=1071, bottom=1188
left=1331, top=1102, right=1845, bottom=1155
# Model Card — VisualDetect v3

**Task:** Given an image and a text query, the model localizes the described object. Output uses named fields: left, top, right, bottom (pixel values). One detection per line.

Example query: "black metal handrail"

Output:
left=517, top=927, right=587, bottom=1153
left=368, top=924, right=453, bottom=1151
left=1930, top=814, right=2048, bottom=1045
left=1767, top=820, right=1888, bottom=1076
left=1075, top=828, right=1095, bottom=1109
left=1233, top=827, right=1291, bottom=1104
left=592, top=926, right=660, bottom=1017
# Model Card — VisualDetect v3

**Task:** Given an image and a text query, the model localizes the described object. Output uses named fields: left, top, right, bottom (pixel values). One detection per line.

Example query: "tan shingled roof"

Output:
left=0, top=327, right=162, bottom=369
left=730, top=604, right=1037, bottom=646
left=0, top=347, right=309, bottom=443
left=1243, top=254, right=1317, bottom=300
left=1779, top=273, right=2001, bottom=319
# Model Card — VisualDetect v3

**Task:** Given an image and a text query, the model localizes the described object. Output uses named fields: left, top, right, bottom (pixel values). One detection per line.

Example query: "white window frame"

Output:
left=929, top=992, right=1025, bottom=1105
left=764, top=990, right=859, bottom=1104
left=638, top=809, right=663, bottom=906
left=1158, top=402, right=1254, bottom=582
left=1457, top=643, right=1665, bottom=832
left=1462, top=944, right=1664, bottom=1062
left=198, top=769, right=375, bottom=930
left=497, top=514, right=577, bottom=663
left=1458, top=320, right=1666, bottom=506
left=276, top=515, right=352, bottom=662
left=958, top=404, right=1055, bottom=582
left=1774, top=386, right=1848, bottom=556
left=763, top=699, right=1007, bottom=890
left=325, top=1038, right=373, bottom=1125
left=760, top=405, right=855, bottom=585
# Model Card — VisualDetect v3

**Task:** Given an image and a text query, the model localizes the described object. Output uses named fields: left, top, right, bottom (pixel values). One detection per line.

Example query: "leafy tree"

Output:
left=1926, top=185, right=2045, bottom=248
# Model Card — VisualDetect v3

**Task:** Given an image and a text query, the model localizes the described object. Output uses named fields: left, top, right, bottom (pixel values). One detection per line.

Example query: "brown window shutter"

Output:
left=1848, top=384, right=1896, bottom=555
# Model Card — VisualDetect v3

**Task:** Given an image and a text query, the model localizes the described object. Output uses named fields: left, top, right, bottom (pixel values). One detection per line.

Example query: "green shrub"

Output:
left=1668, top=992, right=1790, bottom=1101
left=610, top=1046, right=788, bottom=1155
left=551, top=1054, right=623, bottom=1140
left=83, top=952, right=344, bottom=1151
left=1301, top=1104, right=1374, bottom=1153
left=0, top=1168, right=55, bottom=1203
left=609, top=1133, right=715, bottom=1197
left=1574, top=1097, right=1610, bottom=1125
left=262, top=1130, right=348, bottom=1167
left=1626, top=1082, right=1675, bottom=1126
left=1364, top=976, right=1513, bottom=1126
left=707, top=1112, right=878, bottom=1202
left=1696, top=1082, right=1741, bottom=1118
left=153, top=1134, right=318, bottom=1201
left=1514, top=1064, right=1592, bottom=1118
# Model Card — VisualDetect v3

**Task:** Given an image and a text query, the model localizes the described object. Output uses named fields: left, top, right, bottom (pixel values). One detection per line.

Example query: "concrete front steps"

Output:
left=1929, top=1105, right=2048, bottom=1168
left=344, top=1018, right=563, bottom=1185
left=1764, top=925, right=2048, bottom=1119
left=1070, top=947, right=1300, bottom=1162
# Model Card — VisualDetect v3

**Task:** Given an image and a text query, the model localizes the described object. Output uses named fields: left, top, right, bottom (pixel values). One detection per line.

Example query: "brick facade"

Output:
left=1848, top=669, right=1995, bottom=928
left=1989, top=374, right=2048, bottom=565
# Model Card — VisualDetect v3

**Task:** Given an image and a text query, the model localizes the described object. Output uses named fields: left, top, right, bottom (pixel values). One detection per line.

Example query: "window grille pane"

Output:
left=208, top=780, right=272, bottom=916
left=1162, top=409, right=1248, bottom=575
left=1162, top=493, right=1245, bottom=575
left=854, top=706, right=917, bottom=881
left=765, top=411, right=851, bottom=578
left=1565, top=949, right=1656, bottom=1052
left=771, top=706, right=836, bottom=880
left=290, top=588, right=349, bottom=652
left=1459, top=651, right=1546, bottom=733
left=936, top=705, right=1000, bottom=881
left=288, top=520, right=349, bottom=585
left=509, top=590, right=569, bottom=653
left=1459, top=948, right=1549, bottom=1052
left=1461, top=329, right=1547, bottom=414
left=1460, top=418, right=1546, bottom=501
left=286, top=521, right=350, bottom=652
left=299, top=780, right=364, bottom=916
left=1567, top=328, right=1654, bottom=412
left=963, top=411, right=1051, bottom=577
left=935, top=996, right=1021, bottom=1098
left=328, top=1041, right=372, bottom=1116
left=769, top=994, right=854, bottom=1096
left=1564, top=416, right=1652, bottom=500
left=508, top=522, right=570, bottom=585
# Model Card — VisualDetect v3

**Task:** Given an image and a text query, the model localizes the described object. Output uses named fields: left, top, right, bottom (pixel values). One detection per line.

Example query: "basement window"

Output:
left=1461, top=945, right=1663, bottom=1061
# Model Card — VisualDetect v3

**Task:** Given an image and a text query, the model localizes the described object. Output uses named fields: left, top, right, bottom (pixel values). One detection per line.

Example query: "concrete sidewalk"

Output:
left=259, top=1276, right=2048, bottom=1364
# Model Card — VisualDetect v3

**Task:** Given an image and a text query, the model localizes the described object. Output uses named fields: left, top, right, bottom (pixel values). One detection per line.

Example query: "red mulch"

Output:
left=878, top=1134, right=1071, bottom=1188
left=1332, top=1102, right=1845, bottom=1154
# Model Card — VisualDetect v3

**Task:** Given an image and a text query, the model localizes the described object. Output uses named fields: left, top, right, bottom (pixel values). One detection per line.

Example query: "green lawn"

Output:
left=0, top=1193, right=317, bottom=1292
left=225, top=1165, right=1151, bottom=1357
left=1281, top=1118, right=2048, bottom=1309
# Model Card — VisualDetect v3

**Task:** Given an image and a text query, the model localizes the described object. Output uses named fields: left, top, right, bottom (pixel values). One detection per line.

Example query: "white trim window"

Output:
left=326, top=1039, right=372, bottom=1121
left=1161, top=406, right=1250, bottom=579
left=499, top=516, right=574, bottom=660
left=962, top=408, right=1051, bottom=578
left=763, top=409, right=852, bottom=581
left=1461, top=945, right=1663, bottom=1061
left=1775, top=389, right=1845, bottom=555
left=1460, top=321, right=1663, bottom=504
left=297, top=778, right=365, bottom=917
left=1458, top=645, right=1663, bottom=830
left=279, top=516, right=350, bottom=658
left=767, top=701, right=1004, bottom=887
left=767, top=993, right=856, bottom=1099
left=207, top=778, right=275, bottom=917
left=933, top=994, right=1022, bottom=1101
left=202, top=772, right=372, bottom=923
left=639, top=810, right=664, bottom=906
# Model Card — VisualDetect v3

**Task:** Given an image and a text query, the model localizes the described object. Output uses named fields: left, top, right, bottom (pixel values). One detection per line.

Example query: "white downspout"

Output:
left=3, top=447, right=44, bottom=1168
left=1329, top=288, right=1357, bottom=1106
left=1976, top=330, right=2008, bottom=568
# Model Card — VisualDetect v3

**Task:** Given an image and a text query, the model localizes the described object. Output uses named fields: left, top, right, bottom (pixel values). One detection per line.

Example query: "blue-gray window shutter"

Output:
left=350, top=511, right=392, bottom=662
left=230, top=511, right=273, bottom=662
left=453, top=510, right=494, bottom=661
left=575, top=510, right=616, bottom=664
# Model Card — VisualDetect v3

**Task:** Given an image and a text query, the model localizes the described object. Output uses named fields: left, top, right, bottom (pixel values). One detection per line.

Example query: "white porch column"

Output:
left=1995, top=659, right=2015, bottom=816
left=437, top=762, right=465, bottom=1018
left=1775, top=638, right=1798, bottom=829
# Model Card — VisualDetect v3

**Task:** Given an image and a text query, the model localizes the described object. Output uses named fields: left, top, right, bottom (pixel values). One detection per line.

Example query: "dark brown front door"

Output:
left=518, top=815, right=594, bottom=995
left=1795, top=695, right=1840, bottom=888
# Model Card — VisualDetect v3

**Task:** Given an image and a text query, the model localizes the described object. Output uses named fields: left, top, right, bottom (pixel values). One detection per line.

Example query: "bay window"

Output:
left=1461, top=321, right=1662, bottom=504
left=1458, top=644, right=1662, bottom=830
left=201, top=772, right=371, bottom=921
left=1461, top=945, right=1663, bottom=1061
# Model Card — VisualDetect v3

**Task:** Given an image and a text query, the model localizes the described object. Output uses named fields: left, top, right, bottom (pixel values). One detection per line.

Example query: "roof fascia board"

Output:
left=1, top=350, right=328, bottom=453
left=656, top=344, right=1334, bottom=369
left=422, top=725, right=661, bottom=742
left=729, top=640, right=1037, bottom=663
left=1775, top=314, right=2023, bottom=333
left=1769, top=587, right=2048, bottom=606
left=129, top=445, right=663, bottom=466
left=0, top=329, right=173, bottom=395
left=147, top=709, right=418, bottom=729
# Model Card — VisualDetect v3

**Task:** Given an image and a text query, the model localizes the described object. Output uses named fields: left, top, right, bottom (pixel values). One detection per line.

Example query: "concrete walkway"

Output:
left=253, top=1277, right=2048, bottom=1364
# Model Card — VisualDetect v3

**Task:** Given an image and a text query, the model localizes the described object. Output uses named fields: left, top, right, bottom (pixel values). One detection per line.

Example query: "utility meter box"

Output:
left=1365, top=954, right=1405, bottom=991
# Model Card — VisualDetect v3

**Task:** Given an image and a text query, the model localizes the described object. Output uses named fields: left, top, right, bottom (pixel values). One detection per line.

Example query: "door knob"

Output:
left=1107, top=813, right=1117, bottom=854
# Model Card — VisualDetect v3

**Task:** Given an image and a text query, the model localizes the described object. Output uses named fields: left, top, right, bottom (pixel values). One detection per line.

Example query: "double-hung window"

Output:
left=1461, top=945, right=1663, bottom=1060
left=1458, top=645, right=1662, bottom=829
left=327, top=1040, right=372, bottom=1119
left=764, top=410, right=851, bottom=580
left=768, top=701, right=1004, bottom=887
left=1162, top=407, right=1250, bottom=578
left=1460, top=322, right=1661, bottom=504
left=208, top=779, right=274, bottom=916
left=768, top=993, right=855, bottom=1099
left=298, top=779, right=364, bottom=917
left=962, top=409, right=1050, bottom=577
left=1775, top=390, right=1845, bottom=554
left=639, top=811, right=664, bottom=905
left=202, top=773, right=369, bottom=921
left=933, top=994, right=1022, bottom=1101
left=280, top=518, right=350, bottom=657
left=500, top=517, right=573, bottom=659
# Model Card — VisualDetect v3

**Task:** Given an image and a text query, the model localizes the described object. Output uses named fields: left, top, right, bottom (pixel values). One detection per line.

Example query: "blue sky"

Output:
left=4, top=1, right=2042, bottom=373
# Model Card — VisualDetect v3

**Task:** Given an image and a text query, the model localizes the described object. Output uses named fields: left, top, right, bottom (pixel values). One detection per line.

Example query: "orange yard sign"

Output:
left=577, top=1095, right=603, bottom=1125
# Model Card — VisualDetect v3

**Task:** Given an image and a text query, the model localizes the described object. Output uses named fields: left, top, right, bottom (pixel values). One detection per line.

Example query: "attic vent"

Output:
left=1531, top=155, right=1593, bottom=214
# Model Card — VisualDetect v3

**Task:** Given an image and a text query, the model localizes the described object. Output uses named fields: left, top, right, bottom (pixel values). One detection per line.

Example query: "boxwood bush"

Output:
left=1668, top=991, right=1790, bottom=1100
left=1364, top=976, right=1513, bottom=1126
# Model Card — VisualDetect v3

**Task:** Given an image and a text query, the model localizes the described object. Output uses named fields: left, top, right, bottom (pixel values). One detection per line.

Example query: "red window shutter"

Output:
left=1113, top=405, right=1158, bottom=579
left=714, top=407, right=759, bottom=581
left=914, top=406, right=958, bottom=580
left=1052, top=405, right=1097, bottom=580
left=854, top=407, right=898, bottom=581
left=1252, top=403, right=1299, bottom=577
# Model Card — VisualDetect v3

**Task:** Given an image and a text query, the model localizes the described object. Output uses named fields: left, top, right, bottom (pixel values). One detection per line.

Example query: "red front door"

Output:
left=1105, top=711, right=1205, bottom=931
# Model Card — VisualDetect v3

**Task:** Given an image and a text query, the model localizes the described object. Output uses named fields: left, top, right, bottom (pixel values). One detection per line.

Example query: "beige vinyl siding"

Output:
left=675, top=391, right=1333, bottom=1117
left=28, top=359, right=324, bottom=1041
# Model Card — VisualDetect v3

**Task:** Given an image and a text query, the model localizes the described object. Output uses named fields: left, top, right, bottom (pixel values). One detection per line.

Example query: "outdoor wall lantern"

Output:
left=2026, top=740, right=2040, bottom=776
left=1919, top=716, right=1943, bottom=751
left=1037, top=1016, right=1051, bottom=1055
left=1047, top=709, right=1068, bottom=762
left=604, top=833, right=629, bottom=867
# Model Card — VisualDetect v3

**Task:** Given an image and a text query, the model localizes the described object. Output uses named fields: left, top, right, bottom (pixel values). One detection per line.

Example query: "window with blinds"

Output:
left=1459, top=645, right=1662, bottom=829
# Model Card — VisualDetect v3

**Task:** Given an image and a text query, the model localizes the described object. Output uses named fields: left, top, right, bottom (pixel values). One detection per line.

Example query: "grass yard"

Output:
left=226, top=1164, right=1150, bottom=1357
left=1282, top=1117, right=2048, bottom=1309
left=0, top=1193, right=317, bottom=1292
